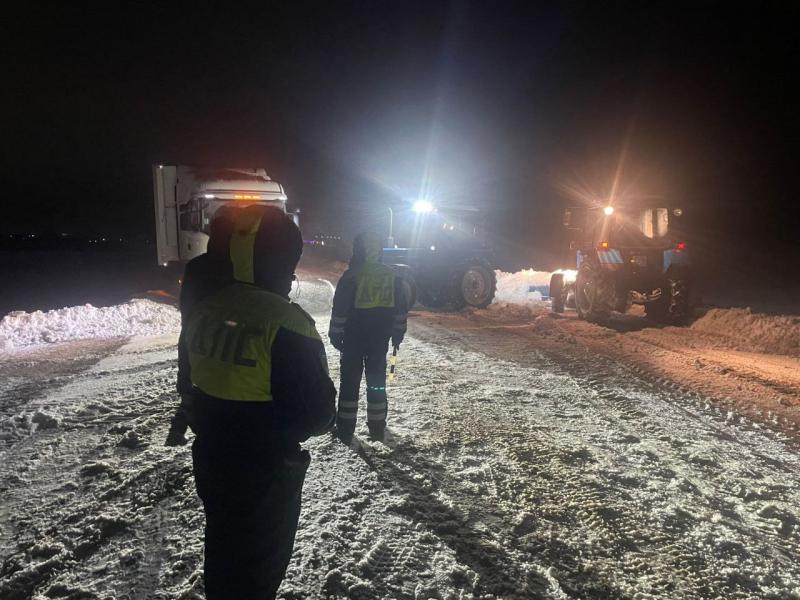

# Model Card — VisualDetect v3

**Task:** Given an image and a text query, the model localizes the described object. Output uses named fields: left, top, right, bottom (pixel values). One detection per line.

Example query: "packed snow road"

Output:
left=1, top=284, right=799, bottom=599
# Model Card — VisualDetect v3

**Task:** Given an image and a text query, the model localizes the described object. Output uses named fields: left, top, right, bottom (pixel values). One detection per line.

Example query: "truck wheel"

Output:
left=550, top=273, right=565, bottom=313
left=575, top=261, right=608, bottom=322
left=453, top=263, right=496, bottom=309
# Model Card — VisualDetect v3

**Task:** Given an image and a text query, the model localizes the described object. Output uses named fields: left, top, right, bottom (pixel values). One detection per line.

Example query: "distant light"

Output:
left=603, top=206, right=614, bottom=216
left=320, top=240, right=325, bottom=246
left=158, top=165, right=163, bottom=169
left=430, top=245, right=436, bottom=251
left=675, top=241, right=686, bottom=252
left=413, top=200, right=434, bottom=213
left=599, top=241, right=610, bottom=249
left=673, top=208, right=683, bottom=217
left=203, top=194, right=215, bottom=199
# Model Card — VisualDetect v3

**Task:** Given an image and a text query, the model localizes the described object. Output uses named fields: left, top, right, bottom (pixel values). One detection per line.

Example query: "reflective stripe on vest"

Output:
left=354, top=263, right=395, bottom=309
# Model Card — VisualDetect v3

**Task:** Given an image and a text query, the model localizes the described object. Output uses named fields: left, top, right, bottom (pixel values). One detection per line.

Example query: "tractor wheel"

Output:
left=549, top=273, right=565, bottom=313
left=646, top=279, right=691, bottom=324
left=452, top=263, right=496, bottom=309
left=575, top=261, right=608, bottom=322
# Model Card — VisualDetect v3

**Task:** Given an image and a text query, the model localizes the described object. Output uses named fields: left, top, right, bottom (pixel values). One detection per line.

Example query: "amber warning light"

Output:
left=599, top=241, right=610, bottom=250
left=234, top=194, right=262, bottom=200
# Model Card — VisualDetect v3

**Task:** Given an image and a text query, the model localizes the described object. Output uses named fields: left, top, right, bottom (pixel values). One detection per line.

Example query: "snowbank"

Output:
left=691, top=307, right=800, bottom=357
left=493, top=269, right=551, bottom=306
left=493, top=268, right=576, bottom=306
left=0, top=299, right=181, bottom=350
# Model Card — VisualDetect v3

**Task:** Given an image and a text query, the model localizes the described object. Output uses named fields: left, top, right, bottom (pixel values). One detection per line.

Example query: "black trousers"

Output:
left=193, top=445, right=310, bottom=600
left=337, top=339, right=389, bottom=437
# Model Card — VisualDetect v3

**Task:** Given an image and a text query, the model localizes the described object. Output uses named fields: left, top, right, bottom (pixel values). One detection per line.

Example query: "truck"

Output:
left=383, top=205, right=496, bottom=310
left=549, top=202, right=694, bottom=323
left=152, top=165, right=293, bottom=266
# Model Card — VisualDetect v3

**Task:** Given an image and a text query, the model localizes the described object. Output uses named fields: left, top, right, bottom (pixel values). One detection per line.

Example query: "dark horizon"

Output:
left=3, top=3, right=798, bottom=271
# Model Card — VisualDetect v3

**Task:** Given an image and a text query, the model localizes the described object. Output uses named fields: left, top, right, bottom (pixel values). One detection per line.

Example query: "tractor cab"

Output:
left=564, top=204, right=686, bottom=252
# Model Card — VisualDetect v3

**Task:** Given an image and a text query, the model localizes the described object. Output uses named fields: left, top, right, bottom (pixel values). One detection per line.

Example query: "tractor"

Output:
left=550, top=202, right=694, bottom=323
left=383, top=203, right=496, bottom=310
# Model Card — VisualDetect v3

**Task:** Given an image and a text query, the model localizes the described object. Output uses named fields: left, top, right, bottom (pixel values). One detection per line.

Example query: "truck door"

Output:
left=152, top=165, right=180, bottom=265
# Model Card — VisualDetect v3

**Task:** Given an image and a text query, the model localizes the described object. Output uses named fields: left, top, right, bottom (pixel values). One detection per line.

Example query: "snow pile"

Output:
left=0, top=299, right=180, bottom=349
left=691, top=307, right=800, bottom=357
left=493, top=269, right=553, bottom=306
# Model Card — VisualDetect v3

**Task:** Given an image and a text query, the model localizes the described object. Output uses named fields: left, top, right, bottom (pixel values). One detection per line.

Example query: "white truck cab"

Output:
left=153, top=165, right=294, bottom=265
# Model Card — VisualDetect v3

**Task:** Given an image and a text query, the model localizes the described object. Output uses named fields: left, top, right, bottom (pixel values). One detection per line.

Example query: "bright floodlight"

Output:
left=413, top=200, right=434, bottom=213
left=603, top=206, right=615, bottom=216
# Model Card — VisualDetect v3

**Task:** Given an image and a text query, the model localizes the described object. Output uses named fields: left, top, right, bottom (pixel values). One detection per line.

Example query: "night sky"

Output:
left=3, top=2, right=798, bottom=270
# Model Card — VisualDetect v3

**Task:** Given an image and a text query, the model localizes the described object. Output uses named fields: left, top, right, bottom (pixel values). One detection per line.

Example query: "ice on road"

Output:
left=1, top=280, right=799, bottom=599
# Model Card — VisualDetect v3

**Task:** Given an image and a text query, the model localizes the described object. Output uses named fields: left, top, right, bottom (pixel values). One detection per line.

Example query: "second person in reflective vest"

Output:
left=329, top=231, right=409, bottom=442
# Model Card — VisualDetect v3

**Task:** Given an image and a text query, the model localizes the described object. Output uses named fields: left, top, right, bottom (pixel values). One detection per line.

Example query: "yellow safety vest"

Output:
left=354, top=262, right=395, bottom=309
left=186, top=283, right=320, bottom=402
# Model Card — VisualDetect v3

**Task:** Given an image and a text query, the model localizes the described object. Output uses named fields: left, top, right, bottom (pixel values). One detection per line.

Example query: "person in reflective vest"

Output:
left=186, top=205, right=336, bottom=600
left=329, top=231, right=408, bottom=443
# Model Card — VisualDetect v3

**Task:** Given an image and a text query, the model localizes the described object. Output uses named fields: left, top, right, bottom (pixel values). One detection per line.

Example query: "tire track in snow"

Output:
left=403, top=319, right=800, bottom=598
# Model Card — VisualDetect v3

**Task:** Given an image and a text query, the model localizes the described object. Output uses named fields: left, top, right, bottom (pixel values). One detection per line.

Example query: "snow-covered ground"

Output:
left=2, top=274, right=800, bottom=599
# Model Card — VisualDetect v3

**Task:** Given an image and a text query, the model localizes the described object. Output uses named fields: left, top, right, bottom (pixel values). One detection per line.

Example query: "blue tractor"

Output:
left=550, top=203, right=694, bottom=323
left=383, top=205, right=496, bottom=310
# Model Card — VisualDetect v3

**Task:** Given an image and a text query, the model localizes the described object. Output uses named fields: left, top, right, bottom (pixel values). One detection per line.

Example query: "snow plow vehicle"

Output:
left=550, top=202, right=693, bottom=322
left=152, top=164, right=295, bottom=266
left=383, top=204, right=496, bottom=310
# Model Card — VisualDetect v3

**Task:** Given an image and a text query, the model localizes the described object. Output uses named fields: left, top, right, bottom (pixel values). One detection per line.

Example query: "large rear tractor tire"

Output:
left=575, top=261, right=609, bottom=322
left=646, top=278, right=691, bottom=325
left=451, top=263, right=496, bottom=309
left=550, top=273, right=565, bottom=313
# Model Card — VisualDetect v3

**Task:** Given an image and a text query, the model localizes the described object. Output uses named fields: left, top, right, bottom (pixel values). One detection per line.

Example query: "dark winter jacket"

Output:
left=188, top=283, right=336, bottom=462
left=187, top=207, right=336, bottom=465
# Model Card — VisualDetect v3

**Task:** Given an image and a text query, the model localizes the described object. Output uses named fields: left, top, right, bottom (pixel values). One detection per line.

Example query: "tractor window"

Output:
left=639, top=208, right=669, bottom=238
